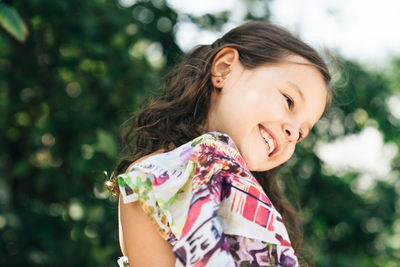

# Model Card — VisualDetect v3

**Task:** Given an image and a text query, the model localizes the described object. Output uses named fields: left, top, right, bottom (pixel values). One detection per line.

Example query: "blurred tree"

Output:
left=0, top=0, right=180, bottom=265
left=0, top=0, right=399, bottom=266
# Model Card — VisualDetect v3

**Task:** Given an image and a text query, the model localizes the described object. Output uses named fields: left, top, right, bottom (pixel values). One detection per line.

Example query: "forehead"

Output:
left=273, top=55, right=325, bottom=79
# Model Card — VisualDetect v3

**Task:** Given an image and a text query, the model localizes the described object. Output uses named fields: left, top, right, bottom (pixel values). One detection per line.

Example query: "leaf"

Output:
left=0, top=3, right=29, bottom=42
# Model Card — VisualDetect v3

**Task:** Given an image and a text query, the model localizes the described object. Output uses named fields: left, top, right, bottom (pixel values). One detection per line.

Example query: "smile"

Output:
left=259, top=125, right=278, bottom=156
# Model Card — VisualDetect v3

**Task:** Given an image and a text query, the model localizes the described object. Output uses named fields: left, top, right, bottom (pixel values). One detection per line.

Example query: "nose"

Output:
left=283, top=122, right=300, bottom=142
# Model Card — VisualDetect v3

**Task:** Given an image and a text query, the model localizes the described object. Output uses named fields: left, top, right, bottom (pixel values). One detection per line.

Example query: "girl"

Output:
left=110, top=21, right=331, bottom=266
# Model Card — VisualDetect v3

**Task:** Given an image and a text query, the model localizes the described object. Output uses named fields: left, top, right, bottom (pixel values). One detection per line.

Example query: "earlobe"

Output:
left=211, top=47, right=239, bottom=89
left=214, top=76, right=224, bottom=88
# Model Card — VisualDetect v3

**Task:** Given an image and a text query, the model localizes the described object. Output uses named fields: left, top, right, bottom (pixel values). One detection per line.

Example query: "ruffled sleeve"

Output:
left=172, top=137, right=238, bottom=266
left=118, top=166, right=154, bottom=204
left=118, top=164, right=177, bottom=244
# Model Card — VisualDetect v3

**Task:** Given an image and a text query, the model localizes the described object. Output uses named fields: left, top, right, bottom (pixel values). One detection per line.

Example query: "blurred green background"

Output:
left=1, top=0, right=399, bottom=266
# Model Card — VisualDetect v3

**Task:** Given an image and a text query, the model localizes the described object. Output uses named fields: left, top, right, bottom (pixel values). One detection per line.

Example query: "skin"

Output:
left=119, top=48, right=328, bottom=266
left=207, top=48, right=328, bottom=171
left=119, top=150, right=176, bottom=266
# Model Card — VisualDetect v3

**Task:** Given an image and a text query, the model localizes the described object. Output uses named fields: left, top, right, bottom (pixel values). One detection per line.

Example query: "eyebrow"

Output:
left=286, top=81, right=305, bottom=103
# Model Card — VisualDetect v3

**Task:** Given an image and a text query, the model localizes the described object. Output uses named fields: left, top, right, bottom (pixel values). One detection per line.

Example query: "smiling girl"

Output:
left=110, top=21, right=331, bottom=267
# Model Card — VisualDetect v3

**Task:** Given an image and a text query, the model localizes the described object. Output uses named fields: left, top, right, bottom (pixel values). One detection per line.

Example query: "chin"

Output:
left=245, top=158, right=275, bottom=172
left=239, top=142, right=285, bottom=172
left=250, top=165, right=274, bottom=172
left=246, top=156, right=287, bottom=172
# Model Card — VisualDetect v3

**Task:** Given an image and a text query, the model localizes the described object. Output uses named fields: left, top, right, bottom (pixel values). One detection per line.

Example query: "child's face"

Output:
left=207, top=53, right=327, bottom=171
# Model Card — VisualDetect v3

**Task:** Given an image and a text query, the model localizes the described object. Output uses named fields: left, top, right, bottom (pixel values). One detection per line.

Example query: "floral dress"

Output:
left=117, top=131, right=299, bottom=267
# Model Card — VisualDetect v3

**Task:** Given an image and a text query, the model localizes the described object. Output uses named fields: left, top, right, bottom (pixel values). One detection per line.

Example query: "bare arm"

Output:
left=119, top=197, right=176, bottom=267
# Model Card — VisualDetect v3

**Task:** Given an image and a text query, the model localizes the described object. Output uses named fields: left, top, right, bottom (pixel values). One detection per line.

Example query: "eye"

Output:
left=283, top=94, right=294, bottom=109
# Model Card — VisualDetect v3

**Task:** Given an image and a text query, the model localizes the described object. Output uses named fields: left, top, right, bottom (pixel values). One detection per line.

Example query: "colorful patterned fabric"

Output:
left=117, top=131, right=299, bottom=266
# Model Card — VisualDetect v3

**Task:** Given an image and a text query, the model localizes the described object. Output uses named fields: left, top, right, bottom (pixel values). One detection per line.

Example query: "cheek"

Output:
left=245, top=96, right=285, bottom=123
left=258, top=92, right=286, bottom=118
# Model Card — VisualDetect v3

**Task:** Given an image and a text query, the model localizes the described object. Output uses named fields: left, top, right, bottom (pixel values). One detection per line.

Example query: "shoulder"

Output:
left=126, top=131, right=237, bottom=169
left=119, top=196, right=176, bottom=266
left=119, top=149, right=176, bottom=266
left=190, top=131, right=247, bottom=170
left=126, top=148, right=166, bottom=172
left=123, top=131, right=242, bottom=177
left=191, top=131, right=235, bottom=148
left=118, top=131, right=244, bottom=202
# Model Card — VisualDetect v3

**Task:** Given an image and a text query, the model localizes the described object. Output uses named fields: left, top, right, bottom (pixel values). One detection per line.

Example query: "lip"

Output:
left=258, top=124, right=279, bottom=157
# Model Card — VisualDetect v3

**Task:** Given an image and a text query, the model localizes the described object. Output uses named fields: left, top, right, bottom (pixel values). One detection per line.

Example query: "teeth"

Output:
left=260, top=128, right=275, bottom=154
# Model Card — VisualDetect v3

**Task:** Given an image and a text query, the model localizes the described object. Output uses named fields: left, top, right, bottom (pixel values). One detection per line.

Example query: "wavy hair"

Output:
left=109, top=21, right=331, bottom=266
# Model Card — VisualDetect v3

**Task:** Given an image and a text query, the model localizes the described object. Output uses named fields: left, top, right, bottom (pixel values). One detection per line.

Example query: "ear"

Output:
left=211, top=47, right=239, bottom=89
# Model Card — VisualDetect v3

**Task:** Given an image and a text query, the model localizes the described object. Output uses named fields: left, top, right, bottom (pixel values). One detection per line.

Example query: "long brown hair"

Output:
left=109, top=21, right=331, bottom=266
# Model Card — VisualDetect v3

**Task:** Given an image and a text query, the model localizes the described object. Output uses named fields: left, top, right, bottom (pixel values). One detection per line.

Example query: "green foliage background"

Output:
left=1, top=0, right=399, bottom=266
